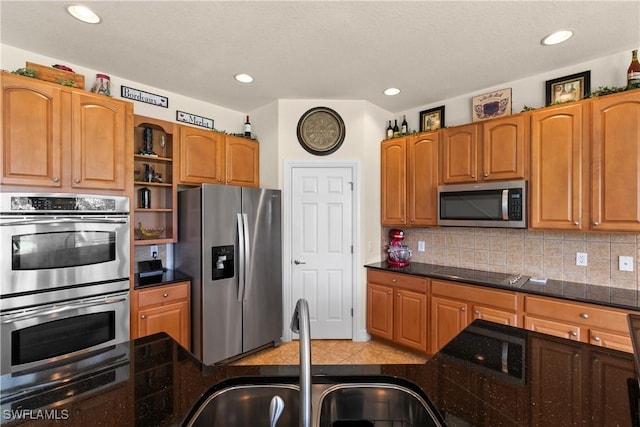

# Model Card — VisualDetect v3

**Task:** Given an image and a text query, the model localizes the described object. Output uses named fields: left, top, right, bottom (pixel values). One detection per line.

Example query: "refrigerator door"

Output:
left=241, top=188, right=283, bottom=353
left=201, top=184, right=243, bottom=364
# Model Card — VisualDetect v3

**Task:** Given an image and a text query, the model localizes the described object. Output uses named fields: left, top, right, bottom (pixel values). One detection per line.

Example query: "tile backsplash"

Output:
left=383, top=227, right=639, bottom=290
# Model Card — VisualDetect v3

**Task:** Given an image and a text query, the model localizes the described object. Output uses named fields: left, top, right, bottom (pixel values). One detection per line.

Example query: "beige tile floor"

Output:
left=231, top=339, right=429, bottom=366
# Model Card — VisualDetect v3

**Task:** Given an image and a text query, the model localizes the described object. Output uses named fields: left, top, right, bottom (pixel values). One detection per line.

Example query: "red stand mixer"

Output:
left=386, top=229, right=412, bottom=267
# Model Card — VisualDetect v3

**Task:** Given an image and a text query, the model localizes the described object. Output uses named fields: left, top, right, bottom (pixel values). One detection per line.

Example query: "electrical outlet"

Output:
left=576, top=252, right=588, bottom=266
left=619, top=256, right=634, bottom=272
left=418, top=241, right=426, bottom=252
left=149, top=245, right=159, bottom=259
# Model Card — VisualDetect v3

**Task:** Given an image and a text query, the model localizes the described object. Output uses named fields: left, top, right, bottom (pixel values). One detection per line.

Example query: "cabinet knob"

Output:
left=474, top=310, right=480, bottom=315
left=52, top=177, right=59, bottom=183
left=580, top=313, right=589, bottom=319
left=397, top=293, right=401, bottom=297
left=141, top=315, right=146, bottom=319
left=593, top=336, right=601, bottom=342
left=471, top=174, right=476, bottom=179
left=570, top=331, right=578, bottom=337
left=391, top=278, right=397, bottom=283
left=593, top=222, right=600, bottom=226
left=74, top=178, right=80, bottom=184
left=163, top=293, right=168, bottom=298
left=483, top=173, right=489, bottom=177
left=227, top=179, right=231, bottom=183
left=460, top=307, right=466, bottom=312
left=574, top=221, right=580, bottom=226
left=386, top=291, right=392, bottom=295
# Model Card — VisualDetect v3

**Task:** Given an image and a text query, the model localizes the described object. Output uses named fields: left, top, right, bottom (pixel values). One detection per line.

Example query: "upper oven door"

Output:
left=0, top=216, right=130, bottom=296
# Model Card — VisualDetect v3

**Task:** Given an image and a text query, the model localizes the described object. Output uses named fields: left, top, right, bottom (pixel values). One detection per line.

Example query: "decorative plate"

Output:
left=296, top=107, right=346, bottom=156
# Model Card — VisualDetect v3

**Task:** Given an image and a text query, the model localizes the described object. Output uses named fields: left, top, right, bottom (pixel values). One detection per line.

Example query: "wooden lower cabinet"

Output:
left=366, top=270, right=428, bottom=353
left=134, top=281, right=191, bottom=350
left=430, top=296, right=468, bottom=353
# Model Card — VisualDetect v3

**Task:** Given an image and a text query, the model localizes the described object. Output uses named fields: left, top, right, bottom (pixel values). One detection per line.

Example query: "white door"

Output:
left=291, top=166, right=354, bottom=339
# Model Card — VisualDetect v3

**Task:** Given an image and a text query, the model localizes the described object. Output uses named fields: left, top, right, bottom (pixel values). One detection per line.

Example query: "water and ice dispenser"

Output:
left=212, top=245, right=234, bottom=280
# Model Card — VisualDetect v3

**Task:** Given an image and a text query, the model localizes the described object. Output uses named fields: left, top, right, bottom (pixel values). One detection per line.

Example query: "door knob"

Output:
left=294, top=259, right=306, bottom=265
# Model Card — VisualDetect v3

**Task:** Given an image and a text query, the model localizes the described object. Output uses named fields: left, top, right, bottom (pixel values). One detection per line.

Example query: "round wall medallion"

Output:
left=296, top=107, right=346, bottom=156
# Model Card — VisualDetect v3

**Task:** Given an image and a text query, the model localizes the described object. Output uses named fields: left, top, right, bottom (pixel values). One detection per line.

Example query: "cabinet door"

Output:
left=1, top=73, right=63, bottom=187
left=395, top=289, right=427, bottom=352
left=588, top=348, right=636, bottom=426
left=381, top=138, right=407, bottom=225
left=225, top=135, right=259, bottom=187
left=71, top=92, right=130, bottom=190
left=591, top=91, right=640, bottom=231
left=179, top=126, right=224, bottom=184
left=430, top=296, right=468, bottom=353
left=481, top=115, right=526, bottom=181
left=530, top=103, right=584, bottom=230
left=138, top=300, right=190, bottom=349
left=471, top=304, right=517, bottom=326
left=523, top=315, right=581, bottom=341
left=366, top=283, right=394, bottom=341
left=407, top=132, right=439, bottom=226
left=588, top=329, right=633, bottom=353
left=441, top=123, right=479, bottom=183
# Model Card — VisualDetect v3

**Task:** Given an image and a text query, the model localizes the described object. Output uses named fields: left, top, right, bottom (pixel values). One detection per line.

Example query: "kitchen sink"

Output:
left=182, top=376, right=443, bottom=427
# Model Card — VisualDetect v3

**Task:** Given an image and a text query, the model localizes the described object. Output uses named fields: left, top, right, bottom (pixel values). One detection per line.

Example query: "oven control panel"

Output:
left=1, top=193, right=129, bottom=213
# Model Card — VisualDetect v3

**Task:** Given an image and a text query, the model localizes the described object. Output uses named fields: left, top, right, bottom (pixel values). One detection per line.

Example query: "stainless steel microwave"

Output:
left=437, top=180, right=527, bottom=228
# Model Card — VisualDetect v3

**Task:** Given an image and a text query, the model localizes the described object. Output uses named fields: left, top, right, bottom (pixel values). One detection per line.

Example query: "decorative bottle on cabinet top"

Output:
left=401, top=115, right=408, bottom=134
left=244, top=115, right=252, bottom=138
left=386, top=120, right=393, bottom=139
left=628, top=49, right=640, bottom=86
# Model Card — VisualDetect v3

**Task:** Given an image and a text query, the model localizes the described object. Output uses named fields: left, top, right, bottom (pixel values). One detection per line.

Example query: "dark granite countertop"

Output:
left=2, top=322, right=638, bottom=426
left=366, top=261, right=640, bottom=311
left=134, top=269, right=192, bottom=289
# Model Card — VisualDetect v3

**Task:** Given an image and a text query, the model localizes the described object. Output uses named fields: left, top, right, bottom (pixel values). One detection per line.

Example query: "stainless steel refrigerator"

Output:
left=175, top=184, right=282, bottom=365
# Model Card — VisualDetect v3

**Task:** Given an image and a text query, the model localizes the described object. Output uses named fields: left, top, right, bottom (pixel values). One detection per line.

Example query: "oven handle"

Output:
left=1, top=218, right=128, bottom=226
left=1, top=297, right=127, bottom=324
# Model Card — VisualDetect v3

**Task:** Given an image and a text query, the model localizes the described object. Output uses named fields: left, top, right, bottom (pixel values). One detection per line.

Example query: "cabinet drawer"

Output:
left=432, top=280, right=517, bottom=311
left=524, top=295, right=629, bottom=332
left=138, top=282, right=189, bottom=308
left=367, top=270, right=427, bottom=293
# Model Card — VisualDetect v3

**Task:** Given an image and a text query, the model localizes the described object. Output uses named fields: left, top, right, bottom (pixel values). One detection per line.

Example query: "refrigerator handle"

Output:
left=237, top=213, right=246, bottom=302
left=242, top=213, right=250, bottom=301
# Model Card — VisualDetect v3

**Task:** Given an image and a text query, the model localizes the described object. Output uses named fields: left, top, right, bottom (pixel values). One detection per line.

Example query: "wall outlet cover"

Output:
left=418, top=241, right=426, bottom=252
left=619, top=256, right=634, bottom=272
left=576, top=252, right=588, bottom=266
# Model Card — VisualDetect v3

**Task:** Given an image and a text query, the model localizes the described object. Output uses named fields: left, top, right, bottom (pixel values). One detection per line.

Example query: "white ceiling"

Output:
left=1, top=1, right=639, bottom=113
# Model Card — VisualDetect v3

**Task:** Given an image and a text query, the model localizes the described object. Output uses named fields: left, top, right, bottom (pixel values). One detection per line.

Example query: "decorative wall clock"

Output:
left=296, top=107, right=346, bottom=156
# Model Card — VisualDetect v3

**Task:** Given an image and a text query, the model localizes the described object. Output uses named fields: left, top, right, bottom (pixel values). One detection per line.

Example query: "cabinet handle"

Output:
left=593, top=336, right=601, bottom=342
left=471, top=174, right=476, bottom=179
left=483, top=173, right=489, bottom=177
left=163, top=293, right=168, bottom=298
left=593, top=222, right=600, bottom=226
left=397, top=293, right=401, bottom=297
left=570, top=331, right=578, bottom=337
left=580, top=313, right=589, bottom=319
left=227, top=179, right=231, bottom=183
left=574, top=221, right=580, bottom=226
left=141, top=315, right=146, bottom=320
left=74, top=178, right=80, bottom=184
left=460, top=307, right=466, bottom=312
left=474, top=310, right=480, bottom=315
left=386, top=291, right=392, bottom=295
left=52, top=177, right=59, bottom=183
left=391, top=278, right=397, bottom=283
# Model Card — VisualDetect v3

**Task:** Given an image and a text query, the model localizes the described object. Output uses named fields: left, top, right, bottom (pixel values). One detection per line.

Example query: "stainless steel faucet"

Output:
left=290, top=298, right=311, bottom=427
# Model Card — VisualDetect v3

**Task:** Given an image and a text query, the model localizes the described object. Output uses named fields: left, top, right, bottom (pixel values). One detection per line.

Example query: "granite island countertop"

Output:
left=366, top=261, right=640, bottom=311
left=2, top=321, right=638, bottom=426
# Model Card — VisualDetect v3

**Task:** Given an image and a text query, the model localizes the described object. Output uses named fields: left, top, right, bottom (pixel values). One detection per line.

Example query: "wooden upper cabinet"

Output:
left=441, top=123, right=479, bottom=183
left=1, top=72, right=132, bottom=193
left=381, top=137, right=407, bottom=225
left=591, top=90, right=640, bottom=232
left=179, top=126, right=225, bottom=184
left=71, top=91, right=129, bottom=191
left=407, top=132, right=439, bottom=226
left=1, top=73, right=63, bottom=187
left=530, top=103, right=585, bottom=230
left=225, top=135, right=259, bottom=187
left=441, top=115, right=526, bottom=184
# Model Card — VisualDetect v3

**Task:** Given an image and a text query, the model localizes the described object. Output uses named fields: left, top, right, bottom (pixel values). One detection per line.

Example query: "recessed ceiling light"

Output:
left=384, top=88, right=401, bottom=96
left=66, top=4, right=101, bottom=24
left=541, top=30, right=574, bottom=46
left=235, top=73, right=254, bottom=83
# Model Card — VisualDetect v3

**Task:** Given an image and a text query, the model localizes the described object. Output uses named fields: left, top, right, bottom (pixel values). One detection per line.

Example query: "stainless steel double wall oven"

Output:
left=0, top=193, right=130, bottom=375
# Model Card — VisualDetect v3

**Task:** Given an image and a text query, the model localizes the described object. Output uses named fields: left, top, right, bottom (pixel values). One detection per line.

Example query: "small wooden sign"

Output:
left=121, top=86, right=168, bottom=108
left=176, top=111, right=214, bottom=130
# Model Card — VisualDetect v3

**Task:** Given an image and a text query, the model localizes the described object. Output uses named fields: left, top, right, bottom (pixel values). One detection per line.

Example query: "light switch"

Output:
left=619, top=256, right=634, bottom=272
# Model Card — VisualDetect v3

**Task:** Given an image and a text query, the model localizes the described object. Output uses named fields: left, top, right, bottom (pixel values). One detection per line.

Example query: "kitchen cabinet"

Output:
left=179, top=126, right=259, bottom=187
left=441, top=115, right=526, bottom=184
left=590, top=89, right=640, bottom=232
left=1, top=72, right=133, bottom=193
left=430, top=280, right=518, bottom=353
left=529, top=102, right=586, bottom=230
left=133, top=116, right=178, bottom=245
left=381, top=132, right=439, bottom=226
left=134, top=281, right=191, bottom=350
left=366, top=269, right=428, bottom=353
left=523, top=294, right=632, bottom=352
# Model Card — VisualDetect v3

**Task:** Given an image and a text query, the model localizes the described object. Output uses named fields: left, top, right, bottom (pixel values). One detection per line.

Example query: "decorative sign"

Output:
left=176, top=111, right=214, bottom=130
left=121, top=86, right=168, bottom=108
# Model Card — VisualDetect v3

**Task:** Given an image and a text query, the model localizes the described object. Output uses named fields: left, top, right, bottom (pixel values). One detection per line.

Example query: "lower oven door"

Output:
left=0, top=291, right=130, bottom=375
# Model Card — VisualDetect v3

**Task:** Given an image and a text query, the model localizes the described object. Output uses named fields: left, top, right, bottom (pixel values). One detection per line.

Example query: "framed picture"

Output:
left=545, top=70, right=591, bottom=106
left=472, top=88, right=512, bottom=122
left=419, top=105, right=445, bottom=132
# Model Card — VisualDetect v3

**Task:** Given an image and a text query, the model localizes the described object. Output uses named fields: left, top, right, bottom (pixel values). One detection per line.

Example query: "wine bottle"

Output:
left=244, top=115, right=252, bottom=138
left=401, top=115, right=408, bottom=134
left=386, top=120, right=393, bottom=139
left=393, top=119, right=399, bottom=137
left=628, top=49, right=640, bottom=86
